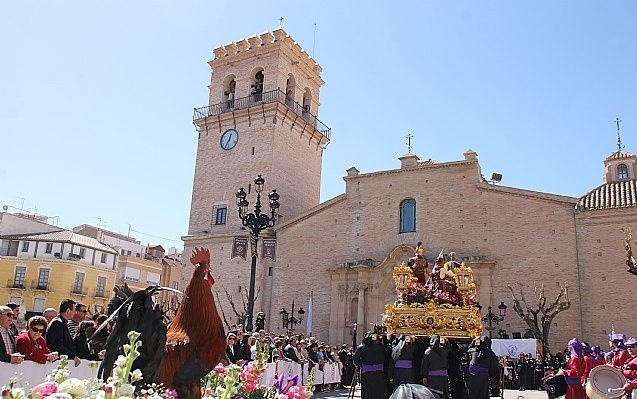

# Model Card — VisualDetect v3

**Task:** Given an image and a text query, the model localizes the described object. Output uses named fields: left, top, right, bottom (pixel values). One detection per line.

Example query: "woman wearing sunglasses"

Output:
left=15, top=315, right=58, bottom=364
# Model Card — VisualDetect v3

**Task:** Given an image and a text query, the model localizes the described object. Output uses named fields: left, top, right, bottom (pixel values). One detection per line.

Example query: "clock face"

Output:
left=220, top=129, right=239, bottom=150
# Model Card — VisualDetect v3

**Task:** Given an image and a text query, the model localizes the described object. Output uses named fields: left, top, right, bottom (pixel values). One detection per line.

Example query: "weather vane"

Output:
left=615, top=117, right=623, bottom=152
left=406, top=133, right=413, bottom=153
left=279, top=17, right=284, bottom=27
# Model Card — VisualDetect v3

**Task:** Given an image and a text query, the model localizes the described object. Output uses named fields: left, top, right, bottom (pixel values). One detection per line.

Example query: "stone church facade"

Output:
left=182, top=28, right=637, bottom=352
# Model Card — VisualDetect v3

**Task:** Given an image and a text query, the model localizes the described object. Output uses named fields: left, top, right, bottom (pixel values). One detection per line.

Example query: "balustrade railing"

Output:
left=193, top=89, right=331, bottom=139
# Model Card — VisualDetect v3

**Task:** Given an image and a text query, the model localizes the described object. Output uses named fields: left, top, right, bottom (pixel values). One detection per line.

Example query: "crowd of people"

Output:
left=499, top=333, right=637, bottom=399
left=340, top=331, right=637, bottom=399
left=223, top=323, right=357, bottom=392
left=4, top=298, right=637, bottom=399
left=0, top=299, right=109, bottom=367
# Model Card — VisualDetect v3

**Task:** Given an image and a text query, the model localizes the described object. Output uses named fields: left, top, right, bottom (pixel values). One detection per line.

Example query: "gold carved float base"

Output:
left=384, top=301, right=482, bottom=339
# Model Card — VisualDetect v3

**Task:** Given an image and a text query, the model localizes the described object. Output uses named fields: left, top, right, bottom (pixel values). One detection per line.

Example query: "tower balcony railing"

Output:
left=193, top=89, right=331, bottom=140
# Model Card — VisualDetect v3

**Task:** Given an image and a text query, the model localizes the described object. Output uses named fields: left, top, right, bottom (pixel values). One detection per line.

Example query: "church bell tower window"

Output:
left=251, top=70, right=264, bottom=102
left=618, top=163, right=628, bottom=180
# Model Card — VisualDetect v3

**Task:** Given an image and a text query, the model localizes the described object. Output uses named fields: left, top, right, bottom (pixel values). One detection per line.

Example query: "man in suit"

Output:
left=0, top=305, right=23, bottom=364
left=6, top=303, right=20, bottom=338
left=284, top=336, right=301, bottom=363
left=45, top=299, right=81, bottom=367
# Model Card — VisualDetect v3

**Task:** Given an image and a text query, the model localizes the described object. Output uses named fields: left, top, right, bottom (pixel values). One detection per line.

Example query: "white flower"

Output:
left=117, top=383, right=135, bottom=397
left=130, top=369, right=143, bottom=382
left=10, top=388, right=27, bottom=399
left=44, top=393, right=73, bottom=399
left=114, top=355, right=127, bottom=367
left=57, top=378, right=87, bottom=398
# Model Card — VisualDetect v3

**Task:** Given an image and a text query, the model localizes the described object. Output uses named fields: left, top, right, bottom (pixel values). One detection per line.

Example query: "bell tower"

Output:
left=603, top=118, right=637, bottom=183
left=187, top=28, right=330, bottom=237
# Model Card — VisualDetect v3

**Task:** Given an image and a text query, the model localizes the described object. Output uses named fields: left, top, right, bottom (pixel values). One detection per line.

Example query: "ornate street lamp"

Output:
left=478, top=301, right=507, bottom=338
left=280, top=299, right=304, bottom=331
left=236, top=174, right=280, bottom=332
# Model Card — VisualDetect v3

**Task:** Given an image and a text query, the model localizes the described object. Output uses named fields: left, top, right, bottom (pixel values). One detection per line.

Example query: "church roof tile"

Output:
left=576, top=179, right=637, bottom=210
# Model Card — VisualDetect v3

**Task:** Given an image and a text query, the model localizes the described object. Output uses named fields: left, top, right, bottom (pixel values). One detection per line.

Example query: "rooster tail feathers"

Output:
left=97, top=284, right=182, bottom=382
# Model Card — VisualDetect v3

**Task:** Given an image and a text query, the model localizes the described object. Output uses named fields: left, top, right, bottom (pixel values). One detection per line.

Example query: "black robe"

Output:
left=463, top=337, right=501, bottom=399
left=421, top=335, right=450, bottom=399
left=354, top=341, right=390, bottom=399
left=391, top=339, right=418, bottom=391
left=448, top=342, right=465, bottom=399
left=339, top=348, right=355, bottom=387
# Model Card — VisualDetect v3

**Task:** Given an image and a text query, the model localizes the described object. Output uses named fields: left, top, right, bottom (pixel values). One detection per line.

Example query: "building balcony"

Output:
left=70, top=287, right=88, bottom=296
left=193, top=89, right=331, bottom=140
left=30, top=281, right=49, bottom=291
left=6, top=279, right=26, bottom=289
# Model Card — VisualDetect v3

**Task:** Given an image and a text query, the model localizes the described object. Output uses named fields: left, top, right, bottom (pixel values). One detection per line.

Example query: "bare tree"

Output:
left=215, top=285, right=260, bottom=330
left=158, top=295, right=179, bottom=322
left=507, top=282, right=570, bottom=355
left=621, top=227, right=637, bottom=277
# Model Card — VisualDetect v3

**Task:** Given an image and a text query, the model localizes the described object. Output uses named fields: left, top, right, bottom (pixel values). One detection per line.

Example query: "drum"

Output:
left=586, top=365, right=627, bottom=399
left=545, top=374, right=567, bottom=399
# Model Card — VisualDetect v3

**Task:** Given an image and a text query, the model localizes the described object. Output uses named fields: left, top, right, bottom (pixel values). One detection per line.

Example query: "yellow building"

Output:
left=0, top=229, right=118, bottom=325
left=116, top=246, right=184, bottom=320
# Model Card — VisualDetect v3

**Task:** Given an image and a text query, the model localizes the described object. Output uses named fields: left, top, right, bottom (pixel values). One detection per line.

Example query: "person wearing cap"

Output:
left=353, top=332, right=390, bottom=399
left=621, top=337, right=637, bottom=397
left=556, top=338, right=587, bottom=399
left=580, top=342, right=594, bottom=384
left=591, top=346, right=606, bottom=367
left=608, top=332, right=631, bottom=369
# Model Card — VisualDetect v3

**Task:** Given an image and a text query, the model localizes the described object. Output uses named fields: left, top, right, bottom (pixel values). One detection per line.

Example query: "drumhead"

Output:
left=587, top=365, right=627, bottom=399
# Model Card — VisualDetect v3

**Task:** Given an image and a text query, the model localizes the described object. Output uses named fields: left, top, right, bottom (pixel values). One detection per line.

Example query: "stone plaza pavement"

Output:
left=312, top=387, right=549, bottom=399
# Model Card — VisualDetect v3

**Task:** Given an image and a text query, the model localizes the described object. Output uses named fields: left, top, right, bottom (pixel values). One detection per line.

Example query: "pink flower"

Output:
left=243, top=382, right=256, bottom=393
left=286, top=386, right=311, bottom=399
left=31, top=382, right=58, bottom=399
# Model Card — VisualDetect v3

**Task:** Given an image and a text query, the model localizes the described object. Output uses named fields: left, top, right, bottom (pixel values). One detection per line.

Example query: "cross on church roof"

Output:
left=406, top=133, right=413, bottom=153
left=615, top=117, right=624, bottom=152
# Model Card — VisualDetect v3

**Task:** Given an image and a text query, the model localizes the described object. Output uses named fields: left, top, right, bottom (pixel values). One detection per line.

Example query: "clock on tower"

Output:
left=187, top=27, right=330, bottom=237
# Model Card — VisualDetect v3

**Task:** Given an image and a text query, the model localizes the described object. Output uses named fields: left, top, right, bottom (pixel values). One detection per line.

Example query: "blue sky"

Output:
left=1, top=1, right=636, bottom=250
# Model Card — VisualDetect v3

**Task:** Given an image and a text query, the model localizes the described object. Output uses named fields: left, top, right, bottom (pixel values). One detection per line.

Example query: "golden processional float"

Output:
left=382, top=252, right=483, bottom=339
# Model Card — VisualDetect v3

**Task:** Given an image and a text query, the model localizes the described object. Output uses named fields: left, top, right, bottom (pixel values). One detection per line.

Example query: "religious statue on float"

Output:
left=402, top=244, right=478, bottom=307
left=384, top=243, right=482, bottom=338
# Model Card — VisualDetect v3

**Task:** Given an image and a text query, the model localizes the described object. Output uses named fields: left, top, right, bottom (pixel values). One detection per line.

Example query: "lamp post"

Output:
left=236, top=174, right=280, bottom=332
left=479, top=301, right=507, bottom=338
left=280, top=300, right=305, bottom=331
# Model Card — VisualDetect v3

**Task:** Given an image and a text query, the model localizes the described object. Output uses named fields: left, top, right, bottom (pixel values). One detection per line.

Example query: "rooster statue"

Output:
left=97, top=247, right=226, bottom=399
